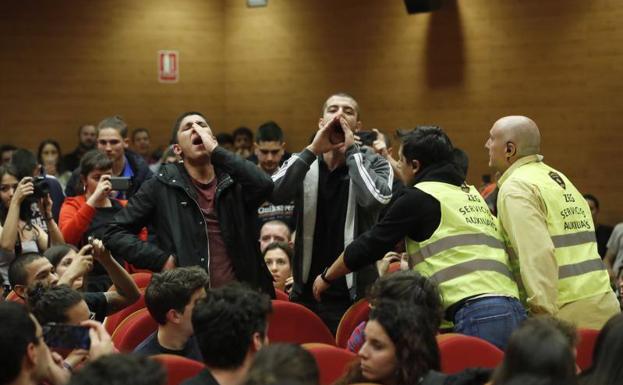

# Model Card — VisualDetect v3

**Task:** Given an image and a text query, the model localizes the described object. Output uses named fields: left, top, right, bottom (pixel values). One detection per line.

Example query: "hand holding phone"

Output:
left=43, top=323, right=91, bottom=350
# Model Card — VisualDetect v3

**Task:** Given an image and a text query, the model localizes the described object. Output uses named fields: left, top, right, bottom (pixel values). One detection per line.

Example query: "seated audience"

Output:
left=0, top=301, right=113, bottom=385
left=215, top=133, right=234, bottom=152
left=0, top=164, right=64, bottom=284
left=243, top=343, right=319, bottom=385
left=584, top=194, right=613, bottom=259
left=259, top=220, right=292, bottom=253
left=38, top=139, right=71, bottom=189
left=0, top=301, right=71, bottom=385
left=12, top=148, right=66, bottom=222
left=134, top=267, right=208, bottom=361
left=263, top=242, right=293, bottom=293
left=0, top=144, right=17, bottom=166
left=68, top=354, right=166, bottom=385
left=59, top=150, right=146, bottom=290
left=62, top=124, right=97, bottom=173
left=182, top=283, right=272, bottom=385
left=605, top=222, right=623, bottom=282
left=9, top=240, right=140, bottom=321
left=336, top=300, right=443, bottom=385
left=44, top=244, right=85, bottom=290
left=130, top=128, right=155, bottom=166
left=579, top=313, right=623, bottom=385
left=347, top=270, right=443, bottom=353
left=232, top=126, right=254, bottom=159
left=65, top=116, right=152, bottom=199
left=491, top=317, right=578, bottom=385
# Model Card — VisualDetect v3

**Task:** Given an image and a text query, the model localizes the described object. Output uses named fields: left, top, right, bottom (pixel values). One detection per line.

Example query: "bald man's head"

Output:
left=485, top=116, right=541, bottom=172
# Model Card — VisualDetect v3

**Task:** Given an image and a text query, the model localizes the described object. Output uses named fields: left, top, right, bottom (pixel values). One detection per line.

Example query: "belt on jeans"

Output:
left=445, top=294, right=512, bottom=322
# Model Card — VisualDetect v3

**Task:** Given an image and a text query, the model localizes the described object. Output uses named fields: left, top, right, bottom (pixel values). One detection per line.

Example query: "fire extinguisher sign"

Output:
left=158, top=50, right=179, bottom=83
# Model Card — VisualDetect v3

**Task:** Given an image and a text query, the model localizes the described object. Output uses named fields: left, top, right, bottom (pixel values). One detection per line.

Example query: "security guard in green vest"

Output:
left=486, top=116, right=619, bottom=328
left=313, top=126, right=525, bottom=349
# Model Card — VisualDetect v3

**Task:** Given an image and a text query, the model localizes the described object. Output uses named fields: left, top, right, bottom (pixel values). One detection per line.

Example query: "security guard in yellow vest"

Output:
left=486, top=116, right=619, bottom=328
left=313, top=126, right=525, bottom=349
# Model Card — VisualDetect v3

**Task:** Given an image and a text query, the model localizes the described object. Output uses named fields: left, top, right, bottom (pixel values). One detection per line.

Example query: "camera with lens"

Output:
left=19, top=176, right=50, bottom=220
left=32, top=176, right=50, bottom=199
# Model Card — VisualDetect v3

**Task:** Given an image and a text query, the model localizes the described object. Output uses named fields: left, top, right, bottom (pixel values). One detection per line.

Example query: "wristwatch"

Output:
left=320, top=267, right=333, bottom=285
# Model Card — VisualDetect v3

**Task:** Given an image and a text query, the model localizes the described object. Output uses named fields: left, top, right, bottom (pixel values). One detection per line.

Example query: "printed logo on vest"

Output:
left=548, top=171, right=566, bottom=190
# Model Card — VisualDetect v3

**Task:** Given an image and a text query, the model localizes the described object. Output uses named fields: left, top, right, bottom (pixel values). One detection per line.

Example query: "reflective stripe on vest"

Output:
left=407, top=181, right=519, bottom=309
left=504, top=161, right=611, bottom=305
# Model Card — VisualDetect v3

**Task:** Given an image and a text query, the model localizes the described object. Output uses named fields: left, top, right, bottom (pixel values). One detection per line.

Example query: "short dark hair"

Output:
left=131, top=128, right=150, bottom=142
left=233, top=126, right=253, bottom=141
left=170, top=111, right=208, bottom=145
left=244, top=343, right=319, bottom=385
left=452, top=147, right=469, bottom=180
left=322, top=92, right=361, bottom=119
left=79, top=150, right=113, bottom=178
left=68, top=354, right=166, bottom=385
left=145, top=267, right=209, bottom=325
left=216, top=133, right=234, bottom=146
left=493, top=317, right=577, bottom=385
left=368, top=270, right=443, bottom=330
left=0, top=144, right=17, bottom=154
left=97, top=115, right=128, bottom=139
left=0, top=302, right=39, bottom=385
left=263, top=242, right=294, bottom=265
left=368, top=300, right=440, bottom=384
left=256, top=121, right=284, bottom=143
left=11, top=148, right=38, bottom=179
left=193, top=283, right=272, bottom=369
left=583, top=193, right=599, bottom=210
left=28, top=284, right=83, bottom=325
left=400, top=126, right=454, bottom=170
left=9, top=253, right=44, bottom=288
left=78, top=124, right=94, bottom=136
left=44, top=244, right=78, bottom=270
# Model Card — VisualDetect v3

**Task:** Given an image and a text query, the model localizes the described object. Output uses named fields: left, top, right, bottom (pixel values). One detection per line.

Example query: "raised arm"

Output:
left=345, top=145, right=393, bottom=208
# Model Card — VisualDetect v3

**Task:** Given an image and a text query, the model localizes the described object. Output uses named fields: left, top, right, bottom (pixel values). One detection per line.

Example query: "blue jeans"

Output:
left=453, top=296, right=526, bottom=350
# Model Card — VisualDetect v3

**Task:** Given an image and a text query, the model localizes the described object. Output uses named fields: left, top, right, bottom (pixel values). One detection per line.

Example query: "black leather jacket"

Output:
left=103, top=147, right=275, bottom=295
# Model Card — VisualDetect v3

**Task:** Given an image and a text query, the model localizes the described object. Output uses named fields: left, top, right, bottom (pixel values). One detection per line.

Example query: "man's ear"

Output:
left=25, top=341, right=38, bottom=368
left=172, top=144, right=183, bottom=157
left=13, top=284, right=27, bottom=300
left=505, top=142, right=517, bottom=159
left=318, top=118, right=325, bottom=130
left=411, top=159, right=421, bottom=175
left=166, top=309, right=182, bottom=325
left=123, top=138, right=130, bottom=149
left=251, top=332, right=264, bottom=352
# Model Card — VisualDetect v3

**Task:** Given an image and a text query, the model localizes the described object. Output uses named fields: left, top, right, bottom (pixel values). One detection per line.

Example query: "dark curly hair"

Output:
left=27, top=283, right=83, bottom=325
left=193, top=282, right=272, bottom=369
left=336, top=300, right=440, bottom=385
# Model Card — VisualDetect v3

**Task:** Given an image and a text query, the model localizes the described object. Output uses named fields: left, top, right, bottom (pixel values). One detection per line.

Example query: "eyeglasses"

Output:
left=89, top=311, right=96, bottom=321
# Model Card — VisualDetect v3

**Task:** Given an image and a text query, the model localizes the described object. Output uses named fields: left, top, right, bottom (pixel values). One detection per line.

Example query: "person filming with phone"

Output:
left=59, top=150, right=147, bottom=292
left=271, top=92, right=393, bottom=333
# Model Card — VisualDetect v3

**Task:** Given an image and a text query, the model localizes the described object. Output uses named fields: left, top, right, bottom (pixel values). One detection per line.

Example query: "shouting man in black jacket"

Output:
left=104, top=112, right=274, bottom=295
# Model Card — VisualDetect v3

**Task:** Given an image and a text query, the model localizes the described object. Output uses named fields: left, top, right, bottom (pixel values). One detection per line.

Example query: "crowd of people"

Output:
left=1, top=92, right=623, bottom=385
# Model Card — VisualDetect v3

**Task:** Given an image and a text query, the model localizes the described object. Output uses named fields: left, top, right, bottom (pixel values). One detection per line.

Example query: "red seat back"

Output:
left=6, top=290, right=25, bottom=304
left=104, top=290, right=146, bottom=334
left=576, top=328, right=600, bottom=371
left=437, top=333, right=504, bottom=374
left=303, top=343, right=358, bottom=385
left=274, top=289, right=289, bottom=301
left=268, top=300, right=335, bottom=345
left=335, top=299, right=369, bottom=349
left=111, top=308, right=159, bottom=352
left=152, top=354, right=205, bottom=385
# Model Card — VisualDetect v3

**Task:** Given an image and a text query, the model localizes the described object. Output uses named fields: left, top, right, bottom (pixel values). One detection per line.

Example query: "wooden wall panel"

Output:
left=0, top=0, right=622, bottom=223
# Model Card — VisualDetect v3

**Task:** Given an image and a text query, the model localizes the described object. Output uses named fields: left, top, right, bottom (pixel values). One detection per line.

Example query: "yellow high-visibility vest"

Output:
left=406, top=181, right=519, bottom=310
left=504, top=162, right=611, bottom=307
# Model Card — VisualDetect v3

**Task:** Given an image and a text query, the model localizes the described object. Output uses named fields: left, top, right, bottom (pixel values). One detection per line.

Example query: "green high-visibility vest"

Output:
left=405, top=182, right=519, bottom=310
left=503, top=161, right=611, bottom=307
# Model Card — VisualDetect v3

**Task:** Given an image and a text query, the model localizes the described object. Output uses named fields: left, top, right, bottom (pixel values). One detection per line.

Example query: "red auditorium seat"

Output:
left=576, top=328, right=600, bottom=371
left=436, top=333, right=504, bottom=374
left=111, top=308, right=158, bottom=352
left=303, top=343, right=358, bottom=385
left=152, top=354, right=205, bottom=385
left=103, top=290, right=146, bottom=334
left=335, top=299, right=370, bottom=349
left=274, top=288, right=289, bottom=301
left=268, top=300, right=335, bottom=345
left=6, top=290, right=25, bottom=304
left=109, top=272, right=153, bottom=290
